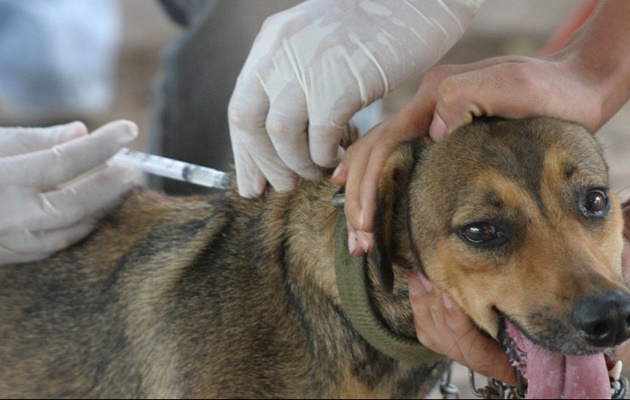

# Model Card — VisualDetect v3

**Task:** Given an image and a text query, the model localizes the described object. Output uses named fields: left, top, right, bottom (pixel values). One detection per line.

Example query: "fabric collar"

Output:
left=334, top=210, right=445, bottom=364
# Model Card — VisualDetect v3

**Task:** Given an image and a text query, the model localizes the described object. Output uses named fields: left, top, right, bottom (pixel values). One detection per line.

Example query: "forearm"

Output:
left=555, top=0, right=630, bottom=130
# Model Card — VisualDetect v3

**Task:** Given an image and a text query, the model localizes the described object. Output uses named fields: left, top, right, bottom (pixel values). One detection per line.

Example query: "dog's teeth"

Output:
left=610, top=360, right=623, bottom=382
left=612, top=381, right=621, bottom=391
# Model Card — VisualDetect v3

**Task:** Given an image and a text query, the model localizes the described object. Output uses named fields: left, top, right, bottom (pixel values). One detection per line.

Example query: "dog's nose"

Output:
left=572, top=289, right=630, bottom=348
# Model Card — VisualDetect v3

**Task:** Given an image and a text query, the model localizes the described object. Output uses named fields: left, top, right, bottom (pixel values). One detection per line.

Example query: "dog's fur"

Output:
left=1, top=117, right=628, bottom=398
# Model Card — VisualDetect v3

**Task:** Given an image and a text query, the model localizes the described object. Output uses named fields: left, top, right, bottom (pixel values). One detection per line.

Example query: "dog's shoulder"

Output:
left=109, top=187, right=222, bottom=228
left=1, top=188, right=228, bottom=291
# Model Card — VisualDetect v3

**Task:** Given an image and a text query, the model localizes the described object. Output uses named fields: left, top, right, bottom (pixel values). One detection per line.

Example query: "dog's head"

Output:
left=374, top=117, right=629, bottom=398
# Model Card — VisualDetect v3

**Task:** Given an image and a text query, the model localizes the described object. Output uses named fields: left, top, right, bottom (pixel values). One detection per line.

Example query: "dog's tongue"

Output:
left=508, top=323, right=611, bottom=399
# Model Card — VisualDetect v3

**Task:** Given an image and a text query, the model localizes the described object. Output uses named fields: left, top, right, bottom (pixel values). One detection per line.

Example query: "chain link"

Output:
left=612, top=375, right=628, bottom=399
left=468, top=369, right=525, bottom=399
left=439, top=365, right=460, bottom=399
left=465, top=367, right=627, bottom=399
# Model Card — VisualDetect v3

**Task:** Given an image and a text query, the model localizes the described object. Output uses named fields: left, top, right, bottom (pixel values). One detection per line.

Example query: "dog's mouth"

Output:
left=499, top=318, right=623, bottom=399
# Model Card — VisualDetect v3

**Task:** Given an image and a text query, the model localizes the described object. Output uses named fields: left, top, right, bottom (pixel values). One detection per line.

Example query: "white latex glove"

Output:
left=229, top=0, right=483, bottom=197
left=0, top=120, right=142, bottom=265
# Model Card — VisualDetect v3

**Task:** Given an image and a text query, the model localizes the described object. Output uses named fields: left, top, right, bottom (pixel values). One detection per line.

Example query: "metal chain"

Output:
left=612, top=375, right=628, bottom=399
left=467, top=368, right=628, bottom=399
left=439, top=365, right=460, bottom=399
left=468, top=369, right=525, bottom=399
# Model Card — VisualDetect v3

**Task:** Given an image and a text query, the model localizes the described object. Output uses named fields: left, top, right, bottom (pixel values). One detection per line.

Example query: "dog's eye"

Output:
left=581, top=189, right=609, bottom=216
left=461, top=222, right=497, bottom=244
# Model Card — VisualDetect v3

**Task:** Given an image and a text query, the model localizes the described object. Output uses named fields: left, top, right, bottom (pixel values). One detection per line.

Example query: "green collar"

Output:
left=334, top=211, right=445, bottom=364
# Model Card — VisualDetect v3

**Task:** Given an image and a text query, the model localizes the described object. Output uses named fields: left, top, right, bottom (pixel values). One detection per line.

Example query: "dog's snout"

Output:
left=572, top=289, right=630, bottom=348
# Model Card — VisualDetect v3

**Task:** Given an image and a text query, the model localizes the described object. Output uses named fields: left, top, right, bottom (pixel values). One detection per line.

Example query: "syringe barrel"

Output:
left=109, top=148, right=229, bottom=189
left=182, top=165, right=230, bottom=189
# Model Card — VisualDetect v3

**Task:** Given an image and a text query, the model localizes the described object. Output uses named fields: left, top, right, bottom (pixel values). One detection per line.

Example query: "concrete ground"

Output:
left=1, top=1, right=629, bottom=398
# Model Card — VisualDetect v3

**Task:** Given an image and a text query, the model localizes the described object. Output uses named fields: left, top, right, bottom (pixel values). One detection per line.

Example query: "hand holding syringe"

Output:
left=108, top=148, right=229, bottom=189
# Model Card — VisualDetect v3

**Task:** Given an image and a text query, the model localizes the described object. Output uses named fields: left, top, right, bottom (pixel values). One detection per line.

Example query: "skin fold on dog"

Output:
left=1, top=117, right=628, bottom=398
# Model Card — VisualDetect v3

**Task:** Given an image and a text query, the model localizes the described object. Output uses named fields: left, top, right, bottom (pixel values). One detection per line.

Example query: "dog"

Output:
left=1, top=117, right=629, bottom=398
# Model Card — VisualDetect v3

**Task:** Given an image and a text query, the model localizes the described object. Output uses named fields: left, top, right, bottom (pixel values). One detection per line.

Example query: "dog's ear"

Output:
left=372, top=141, right=417, bottom=293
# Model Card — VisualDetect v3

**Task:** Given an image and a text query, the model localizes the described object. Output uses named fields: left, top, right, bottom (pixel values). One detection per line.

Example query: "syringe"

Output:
left=108, top=148, right=229, bottom=189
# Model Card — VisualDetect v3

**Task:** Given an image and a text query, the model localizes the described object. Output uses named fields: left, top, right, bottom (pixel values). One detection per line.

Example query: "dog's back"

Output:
left=0, top=192, right=224, bottom=397
left=1, top=184, right=442, bottom=398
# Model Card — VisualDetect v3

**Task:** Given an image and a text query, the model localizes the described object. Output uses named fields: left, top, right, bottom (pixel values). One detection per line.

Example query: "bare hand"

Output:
left=334, top=55, right=607, bottom=256
left=408, top=272, right=517, bottom=386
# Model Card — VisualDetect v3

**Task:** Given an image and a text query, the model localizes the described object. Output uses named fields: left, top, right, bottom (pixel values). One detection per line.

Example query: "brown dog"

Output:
left=1, top=117, right=628, bottom=398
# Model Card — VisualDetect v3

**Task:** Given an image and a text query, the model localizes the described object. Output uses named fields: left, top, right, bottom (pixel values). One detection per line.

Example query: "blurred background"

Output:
left=0, top=1, right=628, bottom=397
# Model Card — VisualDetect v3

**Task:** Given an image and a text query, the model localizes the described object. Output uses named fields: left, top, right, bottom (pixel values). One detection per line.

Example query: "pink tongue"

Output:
left=522, top=334, right=611, bottom=399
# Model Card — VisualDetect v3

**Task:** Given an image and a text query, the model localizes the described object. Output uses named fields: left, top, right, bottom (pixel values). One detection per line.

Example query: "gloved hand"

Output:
left=228, top=0, right=483, bottom=197
left=0, top=120, right=142, bottom=265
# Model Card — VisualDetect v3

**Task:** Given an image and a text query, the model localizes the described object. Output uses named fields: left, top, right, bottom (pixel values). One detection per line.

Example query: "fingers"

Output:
left=0, top=120, right=141, bottom=265
left=307, top=103, right=349, bottom=169
left=230, top=75, right=350, bottom=195
left=265, top=86, right=320, bottom=181
left=372, top=56, right=533, bottom=141
left=0, top=121, right=88, bottom=157
left=333, top=134, right=381, bottom=257
left=334, top=109, right=430, bottom=255
left=232, top=145, right=268, bottom=198
left=426, top=57, right=592, bottom=141
left=308, top=124, right=346, bottom=169
left=229, top=76, right=301, bottom=196
left=0, top=220, right=95, bottom=263
left=337, top=143, right=371, bottom=256
left=0, top=166, right=140, bottom=264
left=333, top=157, right=372, bottom=256
left=408, top=272, right=517, bottom=386
left=345, top=218, right=375, bottom=257
left=429, top=63, right=533, bottom=141
left=38, top=166, right=143, bottom=231
left=228, top=80, right=271, bottom=197
left=230, top=86, right=350, bottom=195
left=341, top=140, right=381, bottom=256
left=1, top=120, right=138, bottom=188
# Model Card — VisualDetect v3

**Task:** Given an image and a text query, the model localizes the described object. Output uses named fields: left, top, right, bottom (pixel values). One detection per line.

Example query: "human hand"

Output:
left=333, top=55, right=610, bottom=255
left=407, top=272, right=517, bottom=386
left=228, top=0, right=482, bottom=197
left=336, top=0, right=630, bottom=255
left=0, top=120, right=141, bottom=265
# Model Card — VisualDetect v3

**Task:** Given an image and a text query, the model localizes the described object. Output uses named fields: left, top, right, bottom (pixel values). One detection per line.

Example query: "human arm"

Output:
left=334, top=0, right=630, bottom=255
left=228, top=0, right=483, bottom=198
left=0, top=120, right=141, bottom=265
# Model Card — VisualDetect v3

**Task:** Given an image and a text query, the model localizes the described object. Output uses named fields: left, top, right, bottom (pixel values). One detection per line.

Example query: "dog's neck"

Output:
left=281, top=180, right=423, bottom=354
left=332, top=209, right=444, bottom=363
